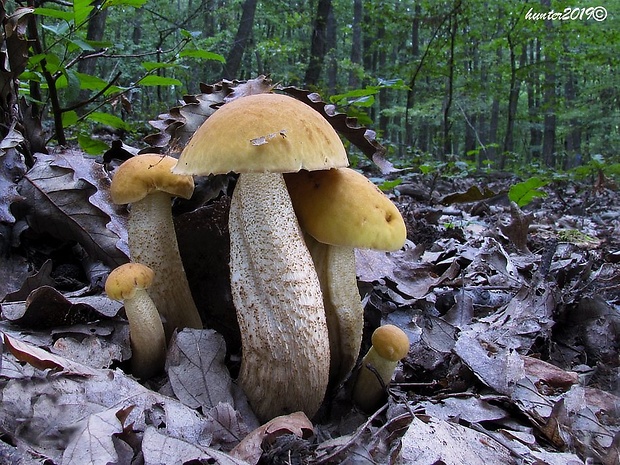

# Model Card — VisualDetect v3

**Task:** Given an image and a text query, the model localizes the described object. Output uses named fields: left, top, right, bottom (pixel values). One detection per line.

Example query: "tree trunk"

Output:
left=442, top=14, right=457, bottom=158
left=326, top=6, right=337, bottom=94
left=223, top=0, right=258, bottom=79
left=77, top=1, right=108, bottom=76
left=501, top=39, right=526, bottom=167
left=527, top=39, right=542, bottom=163
left=348, top=0, right=363, bottom=89
left=304, top=0, right=332, bottom=86
left=541, top=0, right=556, bottom=167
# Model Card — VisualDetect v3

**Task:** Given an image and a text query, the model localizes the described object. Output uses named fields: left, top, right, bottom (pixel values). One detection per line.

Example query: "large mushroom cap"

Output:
left=105, top=263, right=154, bottom=300
left=111, top=154, right=195, bottom=204
left=174, top=93, right=349, bottom=175
left=285, top=168, right=407, bottom=251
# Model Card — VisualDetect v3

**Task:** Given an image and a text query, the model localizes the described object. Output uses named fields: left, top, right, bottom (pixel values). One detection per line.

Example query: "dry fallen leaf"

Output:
left=166, top=328, right=235, bottom=411
left=229, top=411, right=314, bottom=464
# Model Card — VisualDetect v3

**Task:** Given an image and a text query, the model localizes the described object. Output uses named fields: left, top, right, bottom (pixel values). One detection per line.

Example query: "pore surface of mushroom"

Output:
left=105, top=263, right=167, bottom=379
left=352, top=324, right=409, bottom=411
left=174, top=93, right=349, bottom=421
left=285, top=167, right=407, bottom=385
left=111, top=154, right=202, bottom=340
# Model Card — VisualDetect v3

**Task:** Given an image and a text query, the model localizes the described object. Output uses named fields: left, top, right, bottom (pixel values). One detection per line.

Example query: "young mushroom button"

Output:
left=352, top=324, right=410, bottom=412
left=285, top=167, right=407, bottom=385
left=110, top=154, right=202, bottom=340
left=173, top=92, right=349, bottom=422
left=105, top=263, right=167, bottom=379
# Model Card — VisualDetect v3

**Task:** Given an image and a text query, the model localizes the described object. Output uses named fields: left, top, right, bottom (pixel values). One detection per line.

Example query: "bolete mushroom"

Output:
left=173, top=93, right=349, bottom=421
left=285, top=167, right=406, bottom=385
left=110, top=154, right=202, bottom=339
left=105, top=263, right=166, bottom=379
left=352, top=324, right=409, bottom=411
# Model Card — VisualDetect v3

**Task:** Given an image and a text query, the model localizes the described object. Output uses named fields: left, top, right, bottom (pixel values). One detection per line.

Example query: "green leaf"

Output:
left=141, top=61, right=179, bottom=72
left=69, top=38, right=96, bottom=51
left=78, top=134, right=109, bottom=155
left=508, top=177, right=548, bottom=207
left=33, top=7, right=73, bottom=21
left=41, top=22, right=70, bottom=36
left=62, top=110, right=79, bottom=128
left=75, top=73, right=121, bottom=94
left=103, top=0, right=149, bottom=8
left=137, top=75, right=182, bottom=87
left=179, top=49, right=226, bottom=63
left=73, top=0, right=93, bottom=26
left=86, top=112, right=130, bottom=131
left=378, top=178, right=402, bottom=192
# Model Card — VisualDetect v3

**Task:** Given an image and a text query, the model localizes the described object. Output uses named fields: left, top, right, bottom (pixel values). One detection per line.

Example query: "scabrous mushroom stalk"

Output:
left=111, top=154, right=202, bottom=340
left=174, top=93, right=350, bottom=421
left=229, top=172, right=330, bottom=421
left=304, top=234, right=363, bottom=385
left=352, top=324, right=409, bottom=412
left=285, top=168, right=407, bottom=386
left=105, top=263, right=167, bottom=379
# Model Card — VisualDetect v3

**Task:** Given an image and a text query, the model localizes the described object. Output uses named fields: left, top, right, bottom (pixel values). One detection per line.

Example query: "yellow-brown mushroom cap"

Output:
left=173, top=93, right=349, bottom=175
left=105, top=263, right=155, bottom=300
left=111, top=154, right=194, bottom=204
left=371, top=324, right=410, bottom=361
left=285, top=168, right=407, bottom=251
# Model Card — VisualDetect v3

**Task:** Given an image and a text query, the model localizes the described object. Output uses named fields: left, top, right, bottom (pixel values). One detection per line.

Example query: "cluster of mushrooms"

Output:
left=106, top=92, right=410, bottom=421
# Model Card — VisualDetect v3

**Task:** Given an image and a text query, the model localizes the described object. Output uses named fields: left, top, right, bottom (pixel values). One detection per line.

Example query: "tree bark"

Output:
left=304, top=0, right=332, bottom=86
left=348, top=0, right=363, bottom=89
left=223, top=0, right=258, bottom=79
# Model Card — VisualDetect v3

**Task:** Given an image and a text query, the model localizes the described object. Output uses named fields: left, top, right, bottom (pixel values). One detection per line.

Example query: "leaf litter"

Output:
left=0, top=77, right=619, bottom=464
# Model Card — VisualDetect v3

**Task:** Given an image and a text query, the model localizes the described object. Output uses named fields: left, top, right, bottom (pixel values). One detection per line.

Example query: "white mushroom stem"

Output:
left=128, top=191, right=202, bottom=338
left=124, top=287, right=167, bottom=379
left=229, top=172, right=330, bottom=421
left=304, top=234, right=363, bottom=386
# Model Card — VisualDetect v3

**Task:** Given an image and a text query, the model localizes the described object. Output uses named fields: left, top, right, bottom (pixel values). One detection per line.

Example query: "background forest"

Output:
left=9, top=0, right=620, bottom=174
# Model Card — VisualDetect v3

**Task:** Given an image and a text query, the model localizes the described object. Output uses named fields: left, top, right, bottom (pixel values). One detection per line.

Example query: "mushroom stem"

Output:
left=352, top=324, right=409, bottom=412
left=125, top=287, right=167, bottom=379
left=128, top=191, right=202, bottom=337
left=304, top=234, right=363, bottom=386
left=105, top=263, right=167, bottom=379
left=229, top=172, right=330, bottom=421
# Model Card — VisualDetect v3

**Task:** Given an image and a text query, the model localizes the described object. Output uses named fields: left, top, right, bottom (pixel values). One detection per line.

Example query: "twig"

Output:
left=312, top=404, right=388, bottom=464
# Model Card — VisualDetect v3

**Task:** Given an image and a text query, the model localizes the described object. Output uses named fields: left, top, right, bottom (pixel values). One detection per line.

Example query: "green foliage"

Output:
left=22, top=0, right=224, bottom=152
left=508, top=177, right=548, bottom=207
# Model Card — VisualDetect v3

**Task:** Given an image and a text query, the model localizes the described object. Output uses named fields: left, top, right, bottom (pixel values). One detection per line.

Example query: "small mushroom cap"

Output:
left=174, top=93, right=349, bottom=175
left=105, top=263, right=155, bottom=300
left=285, top=168, right=407, bottom=251
left=371, top=324, right=410, bottom=361
left=111, top=154, right=194, bottom=204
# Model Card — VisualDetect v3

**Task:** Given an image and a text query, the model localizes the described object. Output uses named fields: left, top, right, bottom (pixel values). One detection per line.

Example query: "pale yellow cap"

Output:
left=111, top=154, right=194, bottom=204
left=285, top=168, right=407, bottom=251
left=371, top=325, right=409, bottom=361
left=105, top=263, right=154, bottom=300
left=173, top=93, right=348, bottom=175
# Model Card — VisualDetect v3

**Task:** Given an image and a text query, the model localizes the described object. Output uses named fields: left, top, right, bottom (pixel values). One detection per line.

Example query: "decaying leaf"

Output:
left=1, top=285, right=121, bottom=328
left=166, top=328, right=235, bottom=411
left=230, top=411, right=314, bottom=465
left=18, top=151, right=129, bottom=267
left=399, top=415, right=516, bottom=465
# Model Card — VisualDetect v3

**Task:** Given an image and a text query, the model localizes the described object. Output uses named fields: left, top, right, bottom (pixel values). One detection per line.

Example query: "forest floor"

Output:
left=0, top=148, right=619, bottom=465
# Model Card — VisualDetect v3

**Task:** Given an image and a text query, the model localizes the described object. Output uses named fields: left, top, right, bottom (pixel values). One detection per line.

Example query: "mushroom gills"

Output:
left=304, top=234, right=363, bottom=386
left=229, top=172, right=330, bottom=421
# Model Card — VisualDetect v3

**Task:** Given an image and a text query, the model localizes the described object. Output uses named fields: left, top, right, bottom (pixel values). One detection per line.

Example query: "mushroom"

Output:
left=285, top=167, right=406, bottom=385
left=105, top=263, right=167, bottom=379
left=173, top=93, right=349, bottom=421
left=352, top=324, right=409, bottom=411
left=110, top=154, right=202, bottom=339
